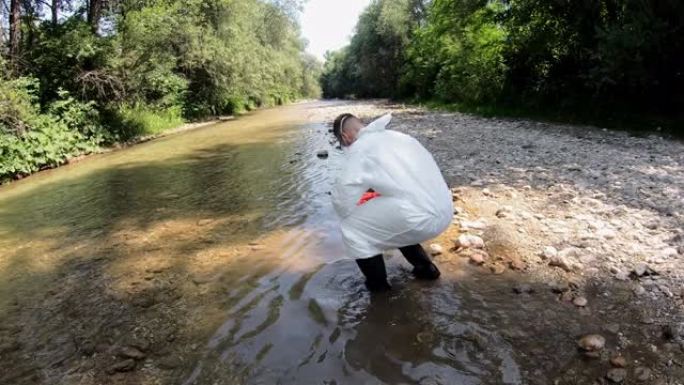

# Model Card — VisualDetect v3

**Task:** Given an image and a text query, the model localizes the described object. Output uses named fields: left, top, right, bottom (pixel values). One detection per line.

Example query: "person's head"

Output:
left=333, top=113, right=364, bottom=147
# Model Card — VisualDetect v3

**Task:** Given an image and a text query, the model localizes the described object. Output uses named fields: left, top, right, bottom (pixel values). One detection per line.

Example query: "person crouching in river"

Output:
left=331, top=113, right=453, bottom=292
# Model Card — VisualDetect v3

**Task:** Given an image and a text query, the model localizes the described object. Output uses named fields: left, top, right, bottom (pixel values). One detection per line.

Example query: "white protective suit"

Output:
left=332, top=113, right=453, bottom=259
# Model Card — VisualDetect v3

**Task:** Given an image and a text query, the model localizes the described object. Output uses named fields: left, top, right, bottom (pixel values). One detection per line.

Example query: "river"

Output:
left=7, top=100, right=675, bottom=385
left=0, top=101, right=525, bottom=384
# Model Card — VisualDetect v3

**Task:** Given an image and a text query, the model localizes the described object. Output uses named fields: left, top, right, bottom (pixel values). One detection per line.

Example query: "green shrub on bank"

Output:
left=1, top=79, right=105, bottom=181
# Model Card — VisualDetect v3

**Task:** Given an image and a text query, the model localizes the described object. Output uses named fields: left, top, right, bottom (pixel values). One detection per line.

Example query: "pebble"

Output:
left=662, top=323, right=683, bottom=340
left=572, top=296, right=588, bottom=307
left=512, top=284, right=534, bottom=294
left=490, top=264, right=506, bottom=275
left=549, top=255, right=574, bottom=272
left=157, top=356, right=182, bottom=370
left=606, top=368, right=627, bottom=383
left=469, top=253, right=486, bottom=265
left=633, top=285, right=646, bottom=295
left=197, top=219, right=214, bottom=226
left=118, top=346, right=146, bottom=360
left=495, top=206, right=513, bottom=218
left=632, top=263, right=649, bottom=277
left=598, top=228, right=617, bottom=239
left=610, top=355, right=627, bottom=368
left=429, top=243, right=443, bottom=256
left=460, top=220, right=487, bottom=230
left=634, top=366, right=651, bottom=381
left=316, top=150, right=329, bottom=159
left=455, top=234, right=485, bottom=249
left=558, top=247, right=581, bottom=259
left=540, top=246, right=558, bottom=260
left=549, top=280, right=570, bottom=293
left=106, top=359, right=136, bottom=374
left=578, top=334, right=606, bottom=352
left=508, top=259, right=526, bottom=270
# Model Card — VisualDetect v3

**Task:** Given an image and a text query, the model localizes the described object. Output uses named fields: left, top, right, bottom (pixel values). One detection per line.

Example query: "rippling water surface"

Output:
left=0, top=101, right=523, bottom=385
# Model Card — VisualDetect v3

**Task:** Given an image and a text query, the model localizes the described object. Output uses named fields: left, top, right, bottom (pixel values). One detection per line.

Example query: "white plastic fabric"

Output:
left=332, top=113, right=453, bottom=259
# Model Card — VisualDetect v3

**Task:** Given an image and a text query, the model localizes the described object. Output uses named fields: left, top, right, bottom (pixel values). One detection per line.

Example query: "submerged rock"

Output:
left=572, top=296, right=588, bottom=307
left=578, top=334, right=605, bottom=352
left=606, top=368, right=627, bottom=383
left=634, top=367, right=651, bottom=381
left=107, top=359, right=136, bottom=374
left=118, top=346, right=146, bottom=360
left=610, top=355, right=627, bottom=368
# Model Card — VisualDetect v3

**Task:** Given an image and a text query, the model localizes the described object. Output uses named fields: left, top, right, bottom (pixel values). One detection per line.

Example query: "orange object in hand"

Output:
left=357, top=191, right=381, bottom=206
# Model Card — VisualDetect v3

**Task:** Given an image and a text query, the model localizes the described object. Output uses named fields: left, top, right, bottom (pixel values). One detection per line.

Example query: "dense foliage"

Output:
left=322, top=0, right=683, bottom=124
left=1, top=0, right=321, bottom=182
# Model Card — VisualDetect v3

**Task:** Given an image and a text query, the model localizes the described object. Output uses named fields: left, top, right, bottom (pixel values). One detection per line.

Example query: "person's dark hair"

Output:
left=333, top=113, right=357, bottom=144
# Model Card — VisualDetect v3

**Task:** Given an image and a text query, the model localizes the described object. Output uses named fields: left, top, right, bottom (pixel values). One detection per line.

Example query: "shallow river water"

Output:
left=3, top=101, right=653, bottom=385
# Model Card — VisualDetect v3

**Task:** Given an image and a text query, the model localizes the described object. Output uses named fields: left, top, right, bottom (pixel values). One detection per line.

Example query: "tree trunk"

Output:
left=51, top=0, right=60, bottom=25
left=87, top=0, right=103, bottom=33
left=9, top=0, right=20, bottom=70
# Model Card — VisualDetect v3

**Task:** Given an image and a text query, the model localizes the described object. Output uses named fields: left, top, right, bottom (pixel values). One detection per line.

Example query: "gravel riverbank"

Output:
left=316, top=100, right=684, bottom=384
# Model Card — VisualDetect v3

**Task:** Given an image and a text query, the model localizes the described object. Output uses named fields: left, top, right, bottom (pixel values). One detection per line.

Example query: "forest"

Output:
left=0, top=0, right=320, bottom=181
left=321, top=0, right=683, bottom=128
left=2, top=0, right=683, bottom=182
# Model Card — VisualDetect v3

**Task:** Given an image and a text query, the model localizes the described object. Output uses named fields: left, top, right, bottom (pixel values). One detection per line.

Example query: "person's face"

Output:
left=340, top=118, right=364, bottom=147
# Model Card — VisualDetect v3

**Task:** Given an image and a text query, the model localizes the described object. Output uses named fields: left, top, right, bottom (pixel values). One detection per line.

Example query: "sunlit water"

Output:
left=0, top=101, right=522, bottom=385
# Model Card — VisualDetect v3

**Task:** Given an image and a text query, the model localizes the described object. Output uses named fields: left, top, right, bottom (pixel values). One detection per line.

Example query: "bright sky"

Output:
left=300, top=0, right=373, bottom=61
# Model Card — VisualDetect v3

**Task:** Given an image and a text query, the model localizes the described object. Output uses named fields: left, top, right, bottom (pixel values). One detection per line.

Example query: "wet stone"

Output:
left=614, top=271, right=630, bottom=281
left=634, top=367, right=651, bottom=382
left=106, top=359, right=136, bottom=374
left=157, top=356, right=182, bottom=370
left=549, top=280, right=570, bottom=293
left=132, top=293, right=156, bottom=308
left=118, top=346, right=146, bottom=360
left=512, top=284, right=534, bottom=294
left=610, top=355, right=627, bottom=368
left=632, top=263, right=651, bottom=277
left=606, top=368, right=627, bottom=383
left=573, top=296, right=588, bottom=307
left=578, top=334, right=606, bottom=352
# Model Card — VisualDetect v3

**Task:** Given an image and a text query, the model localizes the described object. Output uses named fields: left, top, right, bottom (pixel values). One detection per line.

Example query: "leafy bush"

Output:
left=0, top=79, right=104, bottom=182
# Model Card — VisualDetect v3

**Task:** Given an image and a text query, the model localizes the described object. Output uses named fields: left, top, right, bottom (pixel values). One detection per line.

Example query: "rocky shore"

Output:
left=317, top=100, right=684, bottom=384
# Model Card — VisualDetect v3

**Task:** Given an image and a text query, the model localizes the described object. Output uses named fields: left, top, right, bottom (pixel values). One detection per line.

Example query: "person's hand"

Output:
left=357, top=191, right=381, bottom=206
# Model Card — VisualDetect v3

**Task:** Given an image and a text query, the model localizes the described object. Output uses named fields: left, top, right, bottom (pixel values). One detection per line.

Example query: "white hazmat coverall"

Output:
left=332, top=113, right=453, bottom=260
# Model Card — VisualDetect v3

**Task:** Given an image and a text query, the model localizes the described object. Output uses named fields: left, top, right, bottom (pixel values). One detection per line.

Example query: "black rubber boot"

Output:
left=399, top=244, right=441, bottom=280
left=355, top=254, right=391, bottom=292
